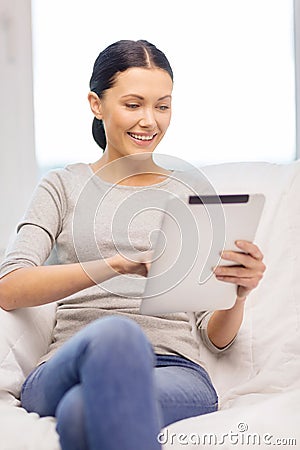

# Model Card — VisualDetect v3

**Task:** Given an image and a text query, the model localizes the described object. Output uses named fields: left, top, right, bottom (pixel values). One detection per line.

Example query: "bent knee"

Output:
left=56, top=385, right=88, bottom=448
left=56, top=385, right=84, bottom=425
left=91, top=315, right=152, bottom=353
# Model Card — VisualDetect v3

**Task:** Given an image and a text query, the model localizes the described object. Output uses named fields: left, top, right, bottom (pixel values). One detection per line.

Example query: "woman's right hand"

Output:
left=108, top=251, right=153, bottom=278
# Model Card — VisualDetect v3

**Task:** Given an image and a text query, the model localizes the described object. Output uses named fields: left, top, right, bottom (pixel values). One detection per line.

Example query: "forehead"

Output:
left=109, top=67, right=173, bottom=98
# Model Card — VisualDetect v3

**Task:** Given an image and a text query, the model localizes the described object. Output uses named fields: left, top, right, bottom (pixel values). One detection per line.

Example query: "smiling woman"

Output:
left=88, top=39, right=173, bottom=157
left=87, top=40, right=174, bottom=185
left=0, top=38, right=267, bottom=450
left=89, top=68, right=173, bottom=153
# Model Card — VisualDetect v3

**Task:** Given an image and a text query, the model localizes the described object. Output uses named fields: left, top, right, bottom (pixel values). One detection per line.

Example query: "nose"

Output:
left=139, top=107, right=156, bottom=128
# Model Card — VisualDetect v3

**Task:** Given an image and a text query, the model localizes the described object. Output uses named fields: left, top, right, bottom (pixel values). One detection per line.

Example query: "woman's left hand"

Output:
left=214, top=240, right=266, bottom=301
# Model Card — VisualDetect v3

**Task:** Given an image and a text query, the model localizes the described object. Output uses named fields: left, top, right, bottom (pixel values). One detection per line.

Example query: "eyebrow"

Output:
left=121, top=94, right=172, bottom=101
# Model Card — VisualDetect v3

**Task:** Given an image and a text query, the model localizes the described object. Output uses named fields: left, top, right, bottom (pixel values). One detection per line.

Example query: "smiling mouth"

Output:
left=127, top=132, right=157, bottom=142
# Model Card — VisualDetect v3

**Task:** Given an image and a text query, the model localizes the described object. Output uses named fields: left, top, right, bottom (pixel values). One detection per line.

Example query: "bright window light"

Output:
left=31, top=0, right=296, bottom=170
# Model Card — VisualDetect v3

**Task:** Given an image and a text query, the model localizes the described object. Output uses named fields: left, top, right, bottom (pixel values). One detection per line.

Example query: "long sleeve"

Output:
left=195, top=311, right=237, bottom=354
left=0, top=169, right=66, bottom=279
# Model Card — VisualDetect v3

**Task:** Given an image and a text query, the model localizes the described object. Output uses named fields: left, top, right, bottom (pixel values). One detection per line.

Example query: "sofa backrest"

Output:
left=0, top=303, right=56, bottom=404
left=197, top=160, right=300, bottom=405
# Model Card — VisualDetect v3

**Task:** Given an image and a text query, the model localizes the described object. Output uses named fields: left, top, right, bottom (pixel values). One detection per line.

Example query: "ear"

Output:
left=88, top=92, right=103, bottom=119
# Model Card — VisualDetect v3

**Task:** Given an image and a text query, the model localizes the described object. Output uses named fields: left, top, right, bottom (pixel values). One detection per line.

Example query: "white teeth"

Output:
left=129, top=133, right=155, bottom=141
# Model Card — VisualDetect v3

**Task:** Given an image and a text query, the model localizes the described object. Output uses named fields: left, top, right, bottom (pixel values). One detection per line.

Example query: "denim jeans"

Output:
left=21, top=315, right=218, bottom=450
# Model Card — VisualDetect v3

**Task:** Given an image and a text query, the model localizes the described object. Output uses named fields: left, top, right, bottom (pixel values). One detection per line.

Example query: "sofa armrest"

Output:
left=0, top=303, right=56, bottom=402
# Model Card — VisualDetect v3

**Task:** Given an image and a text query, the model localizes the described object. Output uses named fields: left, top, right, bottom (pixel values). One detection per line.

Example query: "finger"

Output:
left=215, top=275, right=260, bottom=290
left=234, top=240, right=264, bottom=260
left=220, top=251, right=265, bottom=271
left=214, top=265, right=256, bottom=278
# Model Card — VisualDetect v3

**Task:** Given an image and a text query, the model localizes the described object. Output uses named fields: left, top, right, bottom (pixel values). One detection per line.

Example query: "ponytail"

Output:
left=92, top=117, right=106, bottom=151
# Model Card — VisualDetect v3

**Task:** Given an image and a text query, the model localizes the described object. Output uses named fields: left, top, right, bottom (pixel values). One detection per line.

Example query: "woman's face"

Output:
left=91, top=67, right=173, bottom=159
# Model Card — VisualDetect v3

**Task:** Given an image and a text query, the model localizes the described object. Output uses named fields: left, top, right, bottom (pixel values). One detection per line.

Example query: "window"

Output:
left=31, top=0, right=296, bottom=172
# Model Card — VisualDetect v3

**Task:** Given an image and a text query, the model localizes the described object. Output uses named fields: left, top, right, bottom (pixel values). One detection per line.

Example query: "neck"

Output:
left=90, top=153, right=171, bottom=186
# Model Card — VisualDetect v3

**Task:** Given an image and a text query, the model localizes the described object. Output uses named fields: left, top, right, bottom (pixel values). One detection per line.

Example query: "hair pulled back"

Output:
left=89, top=40, right=173, bottom=150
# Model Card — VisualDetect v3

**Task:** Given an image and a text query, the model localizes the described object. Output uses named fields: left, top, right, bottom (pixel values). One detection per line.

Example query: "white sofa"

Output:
left=0, top=161, right=300, bottom=450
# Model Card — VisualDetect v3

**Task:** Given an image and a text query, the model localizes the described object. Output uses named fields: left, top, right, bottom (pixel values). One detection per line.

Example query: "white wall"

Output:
left=295, top=0, right=300, bottom=157
left=0, top=0, right=37, bottom=256
left=32, top=0, right=296, bottom=168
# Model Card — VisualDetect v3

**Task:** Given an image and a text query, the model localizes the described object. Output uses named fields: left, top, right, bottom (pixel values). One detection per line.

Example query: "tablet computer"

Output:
left=140, top=193, right=265, bottom=315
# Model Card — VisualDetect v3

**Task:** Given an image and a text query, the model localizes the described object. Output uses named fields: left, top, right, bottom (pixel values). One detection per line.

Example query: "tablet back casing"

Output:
left=140, top=193, right=265, bottom=315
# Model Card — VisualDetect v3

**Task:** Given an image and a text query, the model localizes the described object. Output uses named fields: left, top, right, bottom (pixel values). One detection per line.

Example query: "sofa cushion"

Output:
left=198, top=161, right=300, bottom=403
left=0, top=303, right=56, bottom=403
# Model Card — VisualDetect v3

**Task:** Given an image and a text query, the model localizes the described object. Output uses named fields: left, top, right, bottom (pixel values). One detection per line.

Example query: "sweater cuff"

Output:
left=196, top=311, right=237, bottom=354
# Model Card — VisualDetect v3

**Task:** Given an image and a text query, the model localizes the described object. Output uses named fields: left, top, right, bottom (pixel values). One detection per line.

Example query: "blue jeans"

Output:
left=21, top=316, right=218, bottom=450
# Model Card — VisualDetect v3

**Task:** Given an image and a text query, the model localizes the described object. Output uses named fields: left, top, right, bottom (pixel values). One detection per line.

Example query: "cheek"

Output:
left=159, top=113, right=172, bottom=132
left=111, top=111, right=140, bottom=131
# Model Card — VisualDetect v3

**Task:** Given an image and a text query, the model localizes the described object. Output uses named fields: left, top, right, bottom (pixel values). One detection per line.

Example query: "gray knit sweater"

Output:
left=0, top=163, right=233, bottom=367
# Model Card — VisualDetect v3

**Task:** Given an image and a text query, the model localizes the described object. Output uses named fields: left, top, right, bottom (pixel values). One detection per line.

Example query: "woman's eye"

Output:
left=158, top=105, right=170, bottom=111
left=126, top=104, right=139, bottom=109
